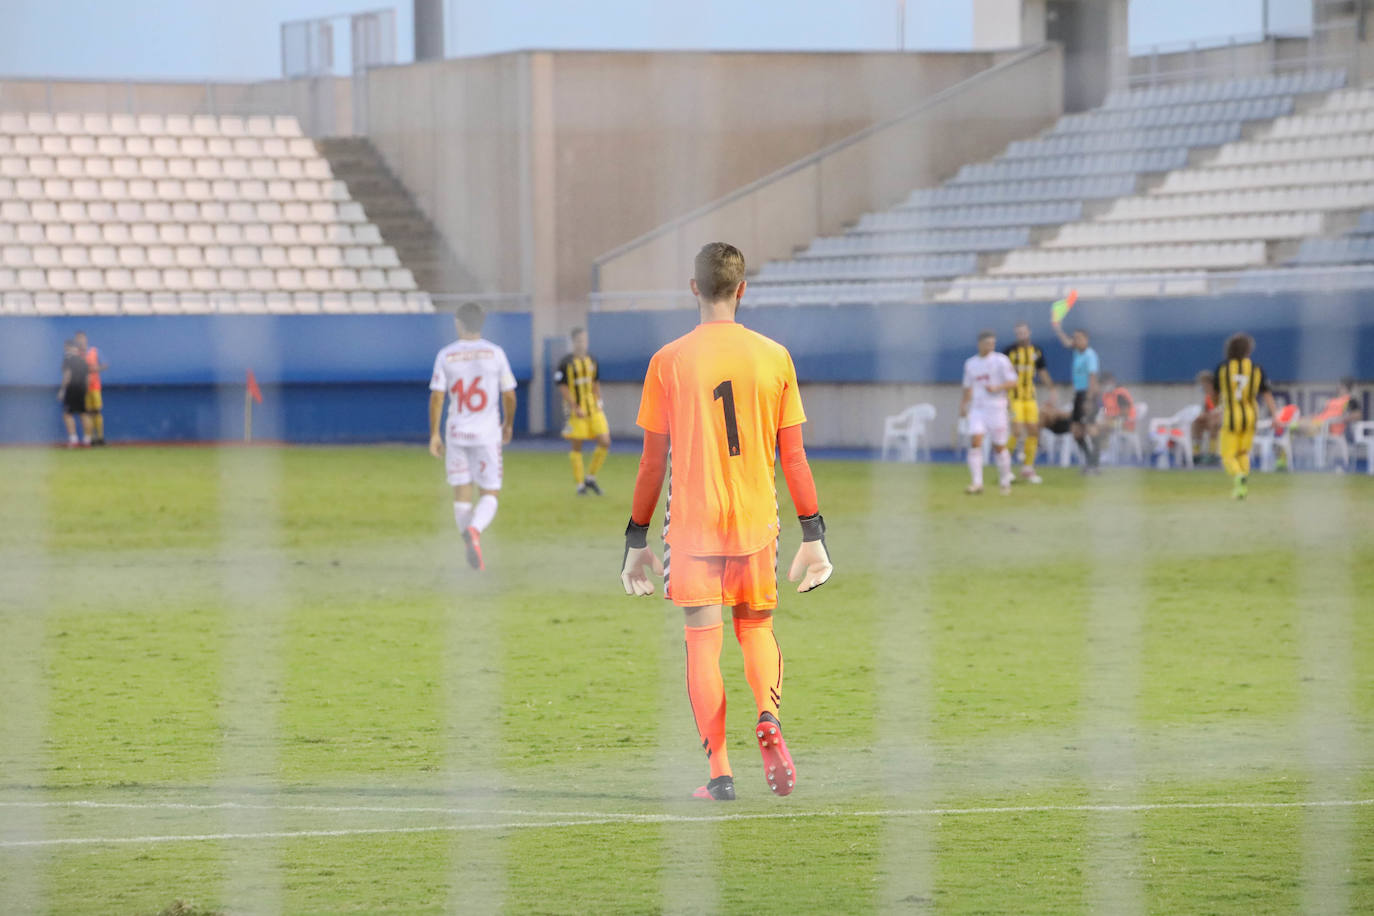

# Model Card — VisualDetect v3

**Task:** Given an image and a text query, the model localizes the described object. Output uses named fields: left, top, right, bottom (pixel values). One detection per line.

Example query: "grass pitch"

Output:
left=0, top=444, right=1371, bottom=914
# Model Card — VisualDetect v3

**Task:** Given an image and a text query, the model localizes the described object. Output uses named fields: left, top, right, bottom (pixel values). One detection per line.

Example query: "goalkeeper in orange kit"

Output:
left=619, top=242, right=832, bottom=802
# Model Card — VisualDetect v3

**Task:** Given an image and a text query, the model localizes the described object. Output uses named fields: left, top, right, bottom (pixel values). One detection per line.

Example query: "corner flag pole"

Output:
left=244, top=369, right=263, bottom=442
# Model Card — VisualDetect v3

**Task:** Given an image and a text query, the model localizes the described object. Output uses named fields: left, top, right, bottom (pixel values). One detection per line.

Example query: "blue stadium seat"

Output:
left=851, top=201, right=1083, bottom=232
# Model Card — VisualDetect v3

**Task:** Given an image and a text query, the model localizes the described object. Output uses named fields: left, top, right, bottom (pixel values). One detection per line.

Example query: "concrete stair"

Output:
left=315, top=136, right=480, bottom=297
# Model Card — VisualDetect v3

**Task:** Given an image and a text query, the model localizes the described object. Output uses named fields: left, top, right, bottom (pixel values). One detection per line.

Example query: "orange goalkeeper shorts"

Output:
left=666, top=542, right=778, bottom=611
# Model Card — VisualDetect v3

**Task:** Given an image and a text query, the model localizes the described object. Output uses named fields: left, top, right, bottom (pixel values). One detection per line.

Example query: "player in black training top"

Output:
left=58, top=339, right=89, bottom=448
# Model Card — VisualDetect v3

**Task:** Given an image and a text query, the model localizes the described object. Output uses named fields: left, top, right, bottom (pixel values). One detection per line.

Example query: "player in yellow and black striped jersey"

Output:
left=1213, top=332, right=1279, bottom=500
left=555, top=327, right=612, bottom=495
left=1003, top=321, right=1055, bottom=483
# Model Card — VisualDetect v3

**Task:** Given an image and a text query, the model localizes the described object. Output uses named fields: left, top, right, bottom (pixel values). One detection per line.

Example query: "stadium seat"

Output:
left=120, top=291, right=152, bottom=313
left=321, top=291, right=350, bottom=313
left=292, top=292, right=320, bottom=312
left=2, top=291, right=35, bottom=313
left=91, top=291, right=120, bottom=314
left=34, top=291, right=64, bottom=314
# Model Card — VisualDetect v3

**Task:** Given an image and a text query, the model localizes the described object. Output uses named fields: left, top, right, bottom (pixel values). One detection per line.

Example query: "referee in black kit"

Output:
left=58, top=338, right=89, bottom=447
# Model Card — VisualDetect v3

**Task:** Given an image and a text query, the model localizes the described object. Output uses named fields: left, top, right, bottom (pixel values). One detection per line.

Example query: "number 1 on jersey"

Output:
left=713, top=380, right=741, bottom=456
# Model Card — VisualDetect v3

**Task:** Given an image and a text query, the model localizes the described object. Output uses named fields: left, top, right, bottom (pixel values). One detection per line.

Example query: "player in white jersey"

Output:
left=428, top=302, right=518, bottom=570
left=959, top=330, right=1018, bottom=496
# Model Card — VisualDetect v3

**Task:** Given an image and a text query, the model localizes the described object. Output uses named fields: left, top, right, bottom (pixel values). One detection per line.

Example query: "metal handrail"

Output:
left=590, top=42, right=1058, bottom=286
left=592, top=265, right=1374, bottom=310
left=1115, top=19, right=1359, bottom=90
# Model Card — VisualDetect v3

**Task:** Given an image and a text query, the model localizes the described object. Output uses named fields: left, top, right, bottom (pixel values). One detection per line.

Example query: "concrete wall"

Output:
left=365, top=54, right=533, bottom=298
left=593, top=44, right=1063, bottom=298
left=363, top=49, right=999, bottom=302
left=547, top=49, right=996, bottom=307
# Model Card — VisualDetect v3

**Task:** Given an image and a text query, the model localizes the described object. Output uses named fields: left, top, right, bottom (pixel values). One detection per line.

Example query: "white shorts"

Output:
left=445, top=441, right=503, bottom=490
left=967, top=407, right=1009, bottom=446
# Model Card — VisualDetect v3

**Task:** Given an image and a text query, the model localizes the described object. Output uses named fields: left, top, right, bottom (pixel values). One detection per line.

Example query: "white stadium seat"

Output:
left=0, top=110, right=426, bottom=312
left=120, top=291, right=151, bottom=313
left=34, top=292, right=65, bottom=314
left=62, top=292, right=92, bottom=313
left=376, top=291, right=406, bottom=312
left=331, top=268, right=360, bottom=290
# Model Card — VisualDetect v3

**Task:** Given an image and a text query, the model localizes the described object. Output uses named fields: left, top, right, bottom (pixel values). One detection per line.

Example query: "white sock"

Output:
left=68, top=433, right=78, bottom=444
left=454, top=500, right=473, bottom=532
left=996, top=448, right=1012, bottom=487
left=470, top=494, right=498, bottom=533
left=968, top=448, right=984, bottom=488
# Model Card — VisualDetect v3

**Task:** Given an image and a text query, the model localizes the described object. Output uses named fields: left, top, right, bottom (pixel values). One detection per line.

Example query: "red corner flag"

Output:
left=244, top=370, right=263, bottom=443
left=246, top=369, right=263, bottom=405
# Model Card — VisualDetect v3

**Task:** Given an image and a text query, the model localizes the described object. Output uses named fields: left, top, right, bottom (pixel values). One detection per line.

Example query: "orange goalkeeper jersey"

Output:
left=636, top=320, right=807, bottom=557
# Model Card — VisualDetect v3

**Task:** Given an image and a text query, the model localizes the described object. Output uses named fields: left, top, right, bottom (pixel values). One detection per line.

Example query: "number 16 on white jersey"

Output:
left=430, top=338, right=518, bottom=445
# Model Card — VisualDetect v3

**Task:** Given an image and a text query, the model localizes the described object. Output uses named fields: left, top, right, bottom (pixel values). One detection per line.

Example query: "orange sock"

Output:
left=734, top=615, right=782, bottom=721
left=684, top=623, right=730, bottom=778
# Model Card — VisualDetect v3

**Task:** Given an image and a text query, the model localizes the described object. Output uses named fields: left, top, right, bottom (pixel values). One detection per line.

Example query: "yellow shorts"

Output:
left=85, top=389, right=103, bottom=412
left=1218, top=427, right=1255, bottom=458
left=1010, top=399, right=1039, bottom=426
left=666, top=543, right=778, bottom=612
left=562, top=409, right=609, bottom=441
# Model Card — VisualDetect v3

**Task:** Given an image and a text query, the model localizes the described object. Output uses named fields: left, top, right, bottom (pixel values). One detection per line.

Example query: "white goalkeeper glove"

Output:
left=621, top=519, right=663, bottom=597
left=788, top=513, right=833, bottom=593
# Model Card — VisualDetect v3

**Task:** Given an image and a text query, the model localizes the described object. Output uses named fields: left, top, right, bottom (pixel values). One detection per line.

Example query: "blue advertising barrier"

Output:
left=588, top=292, right=1374, bottom=385
left=0, top=313, right=533, bottom=444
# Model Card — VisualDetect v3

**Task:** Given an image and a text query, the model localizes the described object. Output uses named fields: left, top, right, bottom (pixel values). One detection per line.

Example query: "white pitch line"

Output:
left=1, top=798, right=1369, bottom=849
left=0, top=801, right=649, bottom=819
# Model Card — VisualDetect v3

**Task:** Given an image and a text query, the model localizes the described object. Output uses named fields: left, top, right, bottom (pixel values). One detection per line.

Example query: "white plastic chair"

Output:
left=1104, top=401, right=1148, bottom=465
left=1313, top=417, right=1351, bottom=470
left=881, top=404, right=935, bottom=462
left=1351, top=421, right=1374, bottom=475
left=1149, top=405, right=1202, bottom=468
left=1251, top=415, right=1296, bottom=472
left=1116, top=401, right=1149, bottom=465
left=1043, top=426, right=1077, bottom=466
